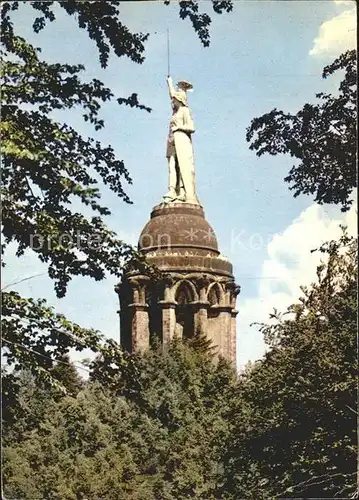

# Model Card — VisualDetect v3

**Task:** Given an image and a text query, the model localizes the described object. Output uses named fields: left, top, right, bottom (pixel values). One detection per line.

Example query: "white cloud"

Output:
left=309, top=6, right=356, bottom=57
left=333, top=1, right=354, bottom=5
left=237, top=202, right=357, bottom=371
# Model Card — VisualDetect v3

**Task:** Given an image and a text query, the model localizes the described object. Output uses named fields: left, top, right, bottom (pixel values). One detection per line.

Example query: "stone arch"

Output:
left=206, top=282, right=224, bottom=353
left=172, top=279, right=198, bottom=304
left=172, top=280, right=196, bottom=339
left=207, top=282, right=225, bottom=306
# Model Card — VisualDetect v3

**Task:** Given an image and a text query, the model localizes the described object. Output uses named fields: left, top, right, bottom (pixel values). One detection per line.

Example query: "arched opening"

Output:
left=175, top=281, right=195, bottom=339
left=118, top=282, right=133, bottom=352
left=146, top=283, right=163, bottom=347
left=207, top=283, right=222, bottom=350
left=208, top=283, right=221, bottom=306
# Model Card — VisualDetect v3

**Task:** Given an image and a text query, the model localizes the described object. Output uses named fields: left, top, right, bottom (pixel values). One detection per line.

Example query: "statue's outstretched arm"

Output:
left=167, top=76, right=175, bottom=99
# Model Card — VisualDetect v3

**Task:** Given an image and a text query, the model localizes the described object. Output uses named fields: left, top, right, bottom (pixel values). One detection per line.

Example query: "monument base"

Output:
left=116, top=201, right=240, bottom=366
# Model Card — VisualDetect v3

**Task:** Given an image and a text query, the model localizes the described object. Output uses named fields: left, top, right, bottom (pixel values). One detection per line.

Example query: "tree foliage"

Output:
left=2, top=291, right=103, bottom=384
left=1, top=2, right=150, bottom=298
left=221, top=231, right=358, bottom=499
left=3, top=236, right=357, bottom=498
left=1, top=4, right=356, bottom=498
left=174, top=0, right=233, bottom=47
left=246, top=50, right=357, bottom=211
left=3, top=341, right=237, bottom=500
left=1, top=0, right=233, bottom=385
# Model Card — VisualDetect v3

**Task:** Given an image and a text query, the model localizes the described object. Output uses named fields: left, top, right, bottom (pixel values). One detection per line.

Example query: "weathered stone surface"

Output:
left=138, top=203, right=233, bottom=277
left=117, top=202, right=240, bottom=368
left=139, top=203, right=219, bottom=253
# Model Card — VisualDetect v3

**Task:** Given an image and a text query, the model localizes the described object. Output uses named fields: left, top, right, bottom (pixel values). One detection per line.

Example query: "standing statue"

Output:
left=163, top=76, right=199, bottom=205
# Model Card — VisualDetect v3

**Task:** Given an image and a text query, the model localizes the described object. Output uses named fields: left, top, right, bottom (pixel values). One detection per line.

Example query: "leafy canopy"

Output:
left=1, top=2, right=151, bottom=298
left=1, top=0, right=234, bottom=296
left=4, top=235, right=357, bottom=500
left=221, top=231, right=357, bottom=499
left=246, top=50, right=357, bottom=212
left=3, top=341, right=237, bottom=500
left=1, top=0, right=233, bottom=387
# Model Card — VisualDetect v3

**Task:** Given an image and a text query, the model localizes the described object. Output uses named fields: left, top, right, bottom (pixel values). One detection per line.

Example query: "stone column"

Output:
left=158, top=301, right=177, bottom=346
left=192, top=275, right=210, bottom=337
left=191, top=301, right=209, bottom=336
left=128, top=303, right=150, bottom=351
left=217, top=306, right=233, bottom=359
left=126, top=277, right=150, bottom=352
left=224, top=281, right=240, bottom=367
left=230, top=309, right=238, bottom=366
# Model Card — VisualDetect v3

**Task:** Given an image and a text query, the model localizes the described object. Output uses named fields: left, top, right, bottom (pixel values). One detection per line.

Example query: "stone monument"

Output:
left=116, top=76, right=240, bottom=365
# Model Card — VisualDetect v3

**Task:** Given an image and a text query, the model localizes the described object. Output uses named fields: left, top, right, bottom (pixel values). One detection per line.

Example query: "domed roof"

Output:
left=138, top=203, right=219, bottom=254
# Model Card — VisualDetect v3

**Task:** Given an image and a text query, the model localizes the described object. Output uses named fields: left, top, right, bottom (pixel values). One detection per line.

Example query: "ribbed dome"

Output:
left=139, top=203, right=219, bottom=254
left=136, top=202, right=233, bottom=277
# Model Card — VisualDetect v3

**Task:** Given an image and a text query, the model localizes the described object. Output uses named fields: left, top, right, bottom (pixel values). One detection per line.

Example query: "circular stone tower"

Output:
left=116, top=76, right=240, bottom=365
left=116, top=202, right=240, bottom=365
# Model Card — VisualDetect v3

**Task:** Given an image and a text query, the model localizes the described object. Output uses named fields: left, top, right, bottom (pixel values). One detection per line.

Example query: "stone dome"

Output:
left=137, top=203, right=233, bottom=277
left=139, top=203, right=219, bottom=254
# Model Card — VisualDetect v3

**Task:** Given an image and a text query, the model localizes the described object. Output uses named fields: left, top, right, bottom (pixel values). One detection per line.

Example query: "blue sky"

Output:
left=3, top=1, right=357, bottom=369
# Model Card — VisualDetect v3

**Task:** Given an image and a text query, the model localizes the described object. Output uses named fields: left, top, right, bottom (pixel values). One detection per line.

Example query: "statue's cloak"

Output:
left=174, top=130, right=197, bottom=203
left=174, top=131, right=195, bottom=176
